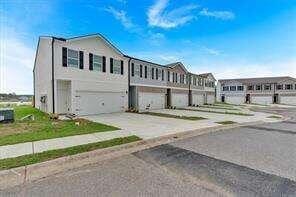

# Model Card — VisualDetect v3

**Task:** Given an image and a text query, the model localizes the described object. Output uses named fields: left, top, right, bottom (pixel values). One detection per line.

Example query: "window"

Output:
left=193, top=77, right=197, bottom=86
left=144, top=66, right=147, bottom=78
left=237, top=86, right=244, bottom=91
left=247, top=85, right=253, bottom=91
left=198, top=78, right=203, bottom=86
left=256, top=85, right=261, bottom=91
left=93, top=55, right=103, bottom=71
left=161, top=70, right=164, bottom=81
left=68, top=49, right=79, bottom=68
left=276, top=84, right=283, bottom=90
left=222, top=86, right=229, bottom=91
left=167, top=71, right=170, bottom=82
left=230, top=86, right=236, bottom=91
left=264, top=84, right=271, bottom=90
left=112, top=59, right=122, bottom=74
left=134, top=64, right=140, bottom=77
left=156, top=68, right=159, bottom=80
left=131, top=63, right=134, bottom=76
left=151, top=68, right=154, bottom=79
left=140, top=65, right=143, bottom=78
left=285, top=84, right=293, bottom=90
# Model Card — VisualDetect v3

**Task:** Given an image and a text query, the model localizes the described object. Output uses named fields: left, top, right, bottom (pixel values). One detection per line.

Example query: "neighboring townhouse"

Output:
left=216, top=76, right=296, bottom=105
left=34, top=33, right=216, bottom=115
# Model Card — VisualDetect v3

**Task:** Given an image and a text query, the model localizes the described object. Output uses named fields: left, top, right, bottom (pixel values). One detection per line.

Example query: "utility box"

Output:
left=0, top=108, right=14, bottom=123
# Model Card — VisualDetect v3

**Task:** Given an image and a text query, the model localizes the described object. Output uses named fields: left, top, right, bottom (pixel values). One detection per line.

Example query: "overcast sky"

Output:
left=0, top=0, right=296, bottom=94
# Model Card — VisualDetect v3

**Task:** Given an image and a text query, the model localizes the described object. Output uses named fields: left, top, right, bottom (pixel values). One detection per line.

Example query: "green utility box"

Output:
left=0, top=108, right=14, bottom=123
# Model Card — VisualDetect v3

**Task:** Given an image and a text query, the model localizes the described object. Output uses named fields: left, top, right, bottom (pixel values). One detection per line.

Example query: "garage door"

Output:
left=251, top=96, right=272, bottom=105
left=76, top=91, right=125, bottom=115
left=206, top=94, right=215, bottom=104
left=226, top=96, right=245, bottom=105
left=192, top=94, right=204, bottom=106
left=172, top=93, right=188, bottom=108
left=280, top=96, right=296, bottom=105
left=139, top=92, right=165, bottom=111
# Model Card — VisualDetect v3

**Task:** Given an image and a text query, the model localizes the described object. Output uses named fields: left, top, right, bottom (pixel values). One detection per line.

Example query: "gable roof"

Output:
left=198, top=73, right=216, bottom=81
left=219, top=76, right=296, bottom=84
left=164, top=62, right=188, bottom=73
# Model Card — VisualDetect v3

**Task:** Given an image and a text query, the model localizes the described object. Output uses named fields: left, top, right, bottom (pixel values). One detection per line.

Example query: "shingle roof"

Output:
left=219, top=76, right=296, bottom=84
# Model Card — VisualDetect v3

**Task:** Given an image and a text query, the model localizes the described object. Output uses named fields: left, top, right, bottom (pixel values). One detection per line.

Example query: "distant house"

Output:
left=216, top=76, right=296, bottom=105
left=33, top=33, right=216, bottom=115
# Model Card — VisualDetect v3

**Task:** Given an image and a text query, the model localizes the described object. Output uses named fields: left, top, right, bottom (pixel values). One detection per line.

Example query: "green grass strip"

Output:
left=215, top=121, right=237, bottom=125
left=140, top=112, right=206, bottom=121
left=267, top=115, right=282, bottom=119
left=199, top=105, right=239, bottom=111
left=178, top=108, right=253, bottom=116
left=0, top=135, right=141, bottom=171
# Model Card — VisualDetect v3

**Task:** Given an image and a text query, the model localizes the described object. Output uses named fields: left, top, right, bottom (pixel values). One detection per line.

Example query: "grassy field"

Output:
left=0, top=135, right=141, bottom=170
left=0, top=105, right=119, bottom=146
left=216, top=121, right=237, bottom=125
left=141, top=112, right=206, bottom=121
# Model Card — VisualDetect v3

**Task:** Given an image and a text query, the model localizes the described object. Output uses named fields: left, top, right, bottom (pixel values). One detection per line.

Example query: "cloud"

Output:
left=0, top=28, right=35, bottom=94
left=199, top=8, right=235, bottom=20
left=202, top=46, right=221, bottom=56
left=147, top=0, right=199, bottom=28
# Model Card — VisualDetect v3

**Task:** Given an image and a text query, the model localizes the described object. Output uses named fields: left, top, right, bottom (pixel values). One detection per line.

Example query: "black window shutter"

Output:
left=156, top=68, right=158, bottom=80
left=167, top=71, right=170, bottom=81
left=120, top=60, right=124, bottom=75
left=162, top=70, right=164, bottom=81
left=79, top=51, right=84, bottom=69
left=144, top=66, right=147, bottom=78
left=152, top=68, right=154, bottom=79
left=131, top=63, right=134, bottom=76
left=102, top=56, right=106, bottom=72
left=62, top=47, right=67, bottom=67
left=110, top=58, right=114, bottom=73
left=89, top=53, right=93, bottom=70
left=140, top=65, right=143, bottom=78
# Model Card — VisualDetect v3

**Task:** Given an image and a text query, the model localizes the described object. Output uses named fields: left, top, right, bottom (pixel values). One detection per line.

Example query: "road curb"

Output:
left=0, top=120, right=266, bottom=190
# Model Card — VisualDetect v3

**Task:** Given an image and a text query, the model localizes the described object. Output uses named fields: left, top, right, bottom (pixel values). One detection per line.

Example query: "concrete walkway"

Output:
left=0, top=130, right=132, bottom=160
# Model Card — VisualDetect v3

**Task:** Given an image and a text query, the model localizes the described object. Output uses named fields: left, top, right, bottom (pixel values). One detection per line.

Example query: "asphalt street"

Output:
left=1, top=107, right=296, bottom=197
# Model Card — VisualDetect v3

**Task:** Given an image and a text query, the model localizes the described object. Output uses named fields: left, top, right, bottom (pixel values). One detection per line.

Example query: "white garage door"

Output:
left=251, top=96, right=272, bottom=105
left=226, top=96, right=245, bottom=105
left=206, top=94, right=215, bottom=104
left=192, top=94, right=204, bottom=106
left=280, top=96, right=296, bottom=105
left=76, top=91, right=125, bottom=115
left=172, top=93, right=188, bottom=108
left=139, top=92, right=165, bottom=111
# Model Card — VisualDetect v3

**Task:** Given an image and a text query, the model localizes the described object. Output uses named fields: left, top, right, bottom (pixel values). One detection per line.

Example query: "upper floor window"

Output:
left=193, top=77, right=197, bottom=86
left=255, top=85, right=261, bottom=91
left=276, top=84, right=283, bottom=90
left=110, top=58, right=123, bottom=75
left=155, top=68, right=159, bottom=80
left=285, top=84, right=293, bottom=90
left=237, top=86, right=244, bottom=91
left=134, top=64, right=141, bottom=77
left=247, top=85, right=253, bottom=90
left=68, top=49, right=79, bottom=68
left=230, top=86, right=236, bottom=91
left=151, top=68, right=155, bottom=79
left=264, top=84, right=271, bottom=90
left=198, top=78, right=203, bottom=86
left=93, top=55, right=103, bottom=71
left=222, top=86, right=229, bottom=91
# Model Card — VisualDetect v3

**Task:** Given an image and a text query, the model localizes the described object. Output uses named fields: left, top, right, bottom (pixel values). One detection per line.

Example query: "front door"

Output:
left=246, top=94, right=250, bottom=104
left=221, top=95, right=225, bottom=103
left=165, top=89, right=171, bottom=108
left=273, top=94, right=279, bottom=104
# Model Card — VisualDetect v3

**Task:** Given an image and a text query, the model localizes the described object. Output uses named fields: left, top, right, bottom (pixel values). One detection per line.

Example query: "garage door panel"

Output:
left=226, top=96, right=245, bottom=105
left=192, top=94, right=204, bottom=106
left=251, top=96, right=272, bottom=105
left=206, top=95, right=215, bottom=104
left=280, top=96, right=296, bottom=105
left=139, top=92, right=165, bottom=110
left=172, top=93, right=188, bottom=107
left=76, top=91, right=125, bottom=115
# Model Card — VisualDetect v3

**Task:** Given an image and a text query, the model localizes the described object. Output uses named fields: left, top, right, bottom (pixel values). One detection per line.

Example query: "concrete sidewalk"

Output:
left=0, top=130, right=132, bottom=160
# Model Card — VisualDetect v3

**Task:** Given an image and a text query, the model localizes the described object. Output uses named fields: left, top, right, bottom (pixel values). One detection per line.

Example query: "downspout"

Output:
left=51, top=38, right=55, bottom=113
left=127, top=57, right=132, bottom=108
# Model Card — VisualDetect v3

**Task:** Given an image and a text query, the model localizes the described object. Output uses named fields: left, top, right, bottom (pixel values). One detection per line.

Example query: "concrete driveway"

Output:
left=85, top=112, right=218, bottom=139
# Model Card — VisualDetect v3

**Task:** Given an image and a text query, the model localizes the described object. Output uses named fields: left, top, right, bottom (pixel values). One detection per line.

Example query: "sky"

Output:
left=0, top=0, right=296, bottom=94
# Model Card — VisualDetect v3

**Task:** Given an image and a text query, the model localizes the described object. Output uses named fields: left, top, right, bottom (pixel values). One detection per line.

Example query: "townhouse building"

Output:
left=33, top=33, right=216, bottom=115
left=216, top=77, right=296, bottom=105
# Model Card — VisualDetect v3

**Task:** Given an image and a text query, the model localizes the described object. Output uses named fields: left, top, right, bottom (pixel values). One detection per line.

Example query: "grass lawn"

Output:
left=267, top=115, right=282, bottom=119
left=0, top=135, right=141, bottom=170
left=140, top=112, right=206, bottom=121
left=178, top=108, right=253, bottom=116
left=0, top=105, right=119, bottom=146
left=215, top=121, right=237, bottom=125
